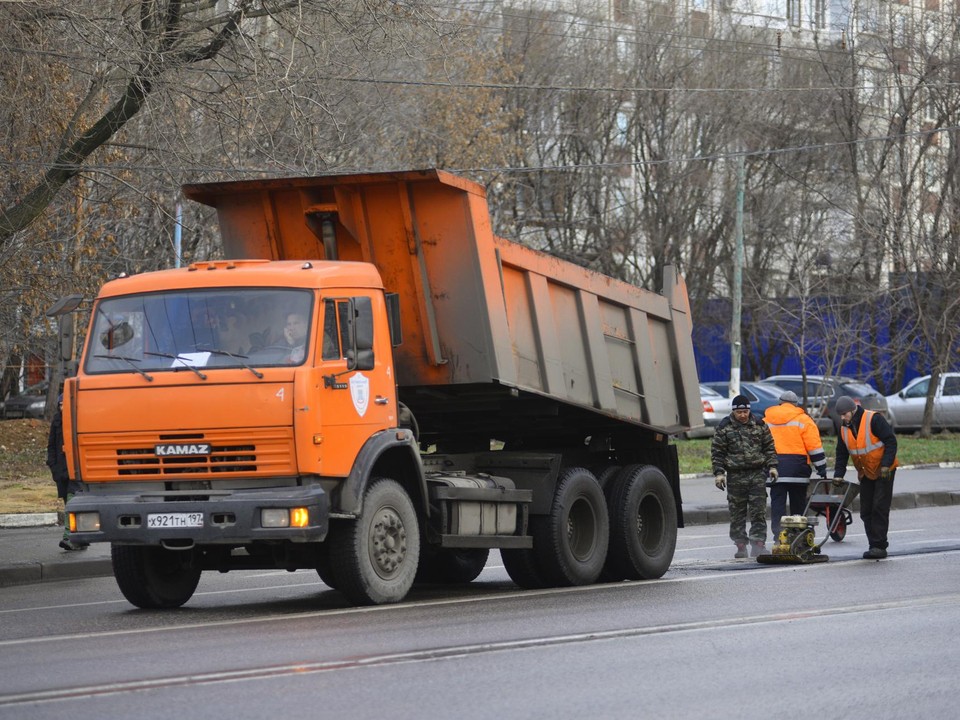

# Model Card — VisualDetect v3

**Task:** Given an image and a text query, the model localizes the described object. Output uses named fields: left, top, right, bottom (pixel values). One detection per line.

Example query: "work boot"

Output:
left=751, top=541, right=766, bottom=557
left=59, top=539, right=85, bottom=551
left=734, top=543, right=748, bottom=559
left=862, top=547, right=888, bottom=560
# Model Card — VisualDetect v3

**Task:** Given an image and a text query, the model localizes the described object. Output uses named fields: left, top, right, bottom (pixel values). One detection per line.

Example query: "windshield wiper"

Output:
left=199, top=347, right=264, bottom=379
left=144, top=351, right=208, bottom=380
left=94, top=354, right=154, bottom=382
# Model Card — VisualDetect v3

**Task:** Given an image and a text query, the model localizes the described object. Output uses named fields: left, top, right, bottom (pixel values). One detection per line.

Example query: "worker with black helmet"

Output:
left=833, top=395, right=898, bottom=559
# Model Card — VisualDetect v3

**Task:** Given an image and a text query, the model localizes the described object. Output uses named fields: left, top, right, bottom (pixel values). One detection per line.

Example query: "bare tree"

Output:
left=0, top=0, right=449, bottom=404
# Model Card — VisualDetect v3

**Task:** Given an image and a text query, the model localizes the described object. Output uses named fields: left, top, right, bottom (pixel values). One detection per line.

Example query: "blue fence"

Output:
left=690, top=297, right=935, bottom=394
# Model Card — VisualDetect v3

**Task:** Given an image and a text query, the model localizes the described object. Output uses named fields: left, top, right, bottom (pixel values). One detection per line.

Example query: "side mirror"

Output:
left=346, top=297, right=375, bottom=371
left=100, top=321, right=134, bottom=349
left=354, top=349, right=375, bottom=371
left=59, top=314, right=75, bottom=362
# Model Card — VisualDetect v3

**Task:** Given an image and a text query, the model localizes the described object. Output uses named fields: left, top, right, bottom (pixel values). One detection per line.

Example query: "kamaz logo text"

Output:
left=155, top=443, right=212, bottom=457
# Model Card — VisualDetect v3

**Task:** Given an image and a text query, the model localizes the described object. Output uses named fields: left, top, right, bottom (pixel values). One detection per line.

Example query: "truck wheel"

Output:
left=535, top=467, right=609, bottom=586
left=111, top=544, right=201, bottom=609
left=501, top=526, right=549, bottom=589
left=328, top=478, right=420, bottom=605
left=604, top=464, right=677, bottom=580
left=595, top=464, right=622, bottom=492
left=829, top=509, right=848, bottom=542
left=417, top=548, right=490, bottom=584
left=315, top=542, right=337, bottom=589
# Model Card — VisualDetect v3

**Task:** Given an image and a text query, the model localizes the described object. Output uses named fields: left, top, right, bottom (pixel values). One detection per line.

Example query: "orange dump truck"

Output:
left=60, top=169, right=701, bottom=608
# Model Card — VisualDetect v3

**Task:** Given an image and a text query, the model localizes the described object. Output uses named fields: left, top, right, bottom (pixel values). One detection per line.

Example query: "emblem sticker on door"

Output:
left=349, top=372, right=370, bottom=417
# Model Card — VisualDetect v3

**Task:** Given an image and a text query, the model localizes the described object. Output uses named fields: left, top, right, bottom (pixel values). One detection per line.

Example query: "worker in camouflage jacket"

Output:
left=711, top=394, right=779, bottom=558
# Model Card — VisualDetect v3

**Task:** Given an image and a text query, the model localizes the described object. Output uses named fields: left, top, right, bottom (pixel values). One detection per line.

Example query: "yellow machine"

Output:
left=756, top=479, right=859, bottom=565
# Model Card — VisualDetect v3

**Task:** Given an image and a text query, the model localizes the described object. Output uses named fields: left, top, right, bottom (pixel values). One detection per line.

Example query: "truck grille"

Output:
left=80, top=430, right=297, bottom=481
left=116, top=444, right=256, bottom=475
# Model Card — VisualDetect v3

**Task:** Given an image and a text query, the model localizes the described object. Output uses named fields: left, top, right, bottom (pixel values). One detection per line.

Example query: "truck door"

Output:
left=315, top=293, right=396, bottom=476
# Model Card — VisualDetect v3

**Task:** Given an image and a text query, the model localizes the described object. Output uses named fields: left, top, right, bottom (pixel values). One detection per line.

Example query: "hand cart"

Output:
left=808, top=477, right=859, bottom=542
left=756, top=478, right=859, bottom=565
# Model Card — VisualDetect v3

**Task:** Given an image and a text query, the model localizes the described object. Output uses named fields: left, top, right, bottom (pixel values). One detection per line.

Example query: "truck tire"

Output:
left=111, top=544, right=201, bottom=609
left=595, top=464, right=622, bottom=492
left=328, top=478, right=420, bottom=605
left=501, top=528, right=549, bottom=589
left=535, top=467, right=609, bottom=586
left=315, top=542, right=337, bottom=590
left=603, top=464, right=677, bottom=580
left=416, top=548, right=490, bottom=584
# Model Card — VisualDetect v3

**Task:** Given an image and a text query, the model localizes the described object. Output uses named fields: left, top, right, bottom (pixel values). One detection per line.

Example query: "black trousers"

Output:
left=859, top=470, right=895, bottom=550
left=770, top=483, right=808, bottom=535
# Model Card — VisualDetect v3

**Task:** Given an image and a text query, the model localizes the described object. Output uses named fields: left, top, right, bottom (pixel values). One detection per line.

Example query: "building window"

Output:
left=813, top=0, right=826, bottom=28
left=924, top=155, right=939, bottom=188
left=860, top=6, right=876, bottom=33
left=892, top=12, right=908, bottom=46
left=787, top=0, right=801, bottom=27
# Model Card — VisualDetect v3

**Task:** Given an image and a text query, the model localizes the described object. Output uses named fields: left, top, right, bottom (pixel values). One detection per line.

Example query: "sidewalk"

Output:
left=1, top=465, right=958, bottom=587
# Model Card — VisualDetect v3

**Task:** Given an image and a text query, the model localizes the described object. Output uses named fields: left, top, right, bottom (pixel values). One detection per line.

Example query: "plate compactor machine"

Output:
left=756, top=478, right=859, bottom=565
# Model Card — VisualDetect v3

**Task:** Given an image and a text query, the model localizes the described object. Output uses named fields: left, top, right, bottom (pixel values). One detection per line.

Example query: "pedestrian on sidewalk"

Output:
left=47, top=395, right=87, bottom=552
left=711, top=394, right=779, bottom=558
left=764, top=390, right=828, bottom=540
left=833, top=395, right=898, bottom=560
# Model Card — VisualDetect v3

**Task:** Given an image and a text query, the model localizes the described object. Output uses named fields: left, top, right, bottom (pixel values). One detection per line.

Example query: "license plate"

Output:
left=147, top=512, right=204, bottom=529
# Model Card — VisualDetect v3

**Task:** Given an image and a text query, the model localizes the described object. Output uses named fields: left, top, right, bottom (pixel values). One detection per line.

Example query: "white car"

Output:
left=685, top=384, right=734, bottom=438
left=885, top=373, right=960, bottom=431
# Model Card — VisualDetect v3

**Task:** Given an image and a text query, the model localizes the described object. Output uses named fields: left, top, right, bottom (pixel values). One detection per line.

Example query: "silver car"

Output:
left=762, top=374, right=889, bottom=435
left=885, top=373, right=960, bottom=431
left=684, top=384, right=734, bottom=438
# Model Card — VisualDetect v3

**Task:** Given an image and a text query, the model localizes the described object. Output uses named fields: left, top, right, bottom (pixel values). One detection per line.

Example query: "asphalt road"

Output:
left=1, top=505, right=958, bottom=719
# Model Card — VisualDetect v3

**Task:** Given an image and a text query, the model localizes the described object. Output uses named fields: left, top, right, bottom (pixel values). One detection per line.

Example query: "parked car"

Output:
left=885, top=373, right=960, bottom=432
left=0, top=383, right=48, bottom=420
left=701, top=381, right=788, bottom=418
left=685, top=384, right=734, bottom=438
left=762, top=374, right=889, bottom=435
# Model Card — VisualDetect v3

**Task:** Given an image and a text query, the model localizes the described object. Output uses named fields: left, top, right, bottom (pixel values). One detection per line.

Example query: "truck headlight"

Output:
left=261, top=509, right=289, bottom=528
left=261, top=508, right=310, bottom=528
left=70, top=512, right=101, bottom=532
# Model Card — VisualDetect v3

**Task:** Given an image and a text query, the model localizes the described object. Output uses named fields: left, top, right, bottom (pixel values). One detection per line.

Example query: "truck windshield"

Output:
left=85, top=288, right=313, bottom=375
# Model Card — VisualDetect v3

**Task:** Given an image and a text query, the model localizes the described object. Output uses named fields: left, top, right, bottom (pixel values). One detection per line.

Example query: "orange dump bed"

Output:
left=183, top=169, right=700, bottom=435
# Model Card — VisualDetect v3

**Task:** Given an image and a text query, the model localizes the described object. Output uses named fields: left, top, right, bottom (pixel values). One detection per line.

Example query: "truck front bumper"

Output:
left=66, top=485, right=329, bottom=546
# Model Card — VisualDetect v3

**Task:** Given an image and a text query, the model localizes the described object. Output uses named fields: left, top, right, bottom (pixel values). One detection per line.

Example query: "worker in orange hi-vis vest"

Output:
left=832, top=395, right=899, bottom=560
left=763, top=390, right=828, bottom=540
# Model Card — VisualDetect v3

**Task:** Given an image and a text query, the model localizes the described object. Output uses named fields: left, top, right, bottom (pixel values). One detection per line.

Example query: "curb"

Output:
left=681, top=461, right=960, bottom=482
left=0, top=512, right=57, bottom=528
left=0, top=558, right=113, bottom=587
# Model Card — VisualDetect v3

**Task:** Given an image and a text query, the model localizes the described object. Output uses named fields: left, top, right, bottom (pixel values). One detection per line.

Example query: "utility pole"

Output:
left=174, top=201, right=183, bottom=269
left=730, top=154, right=744, bottom=398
